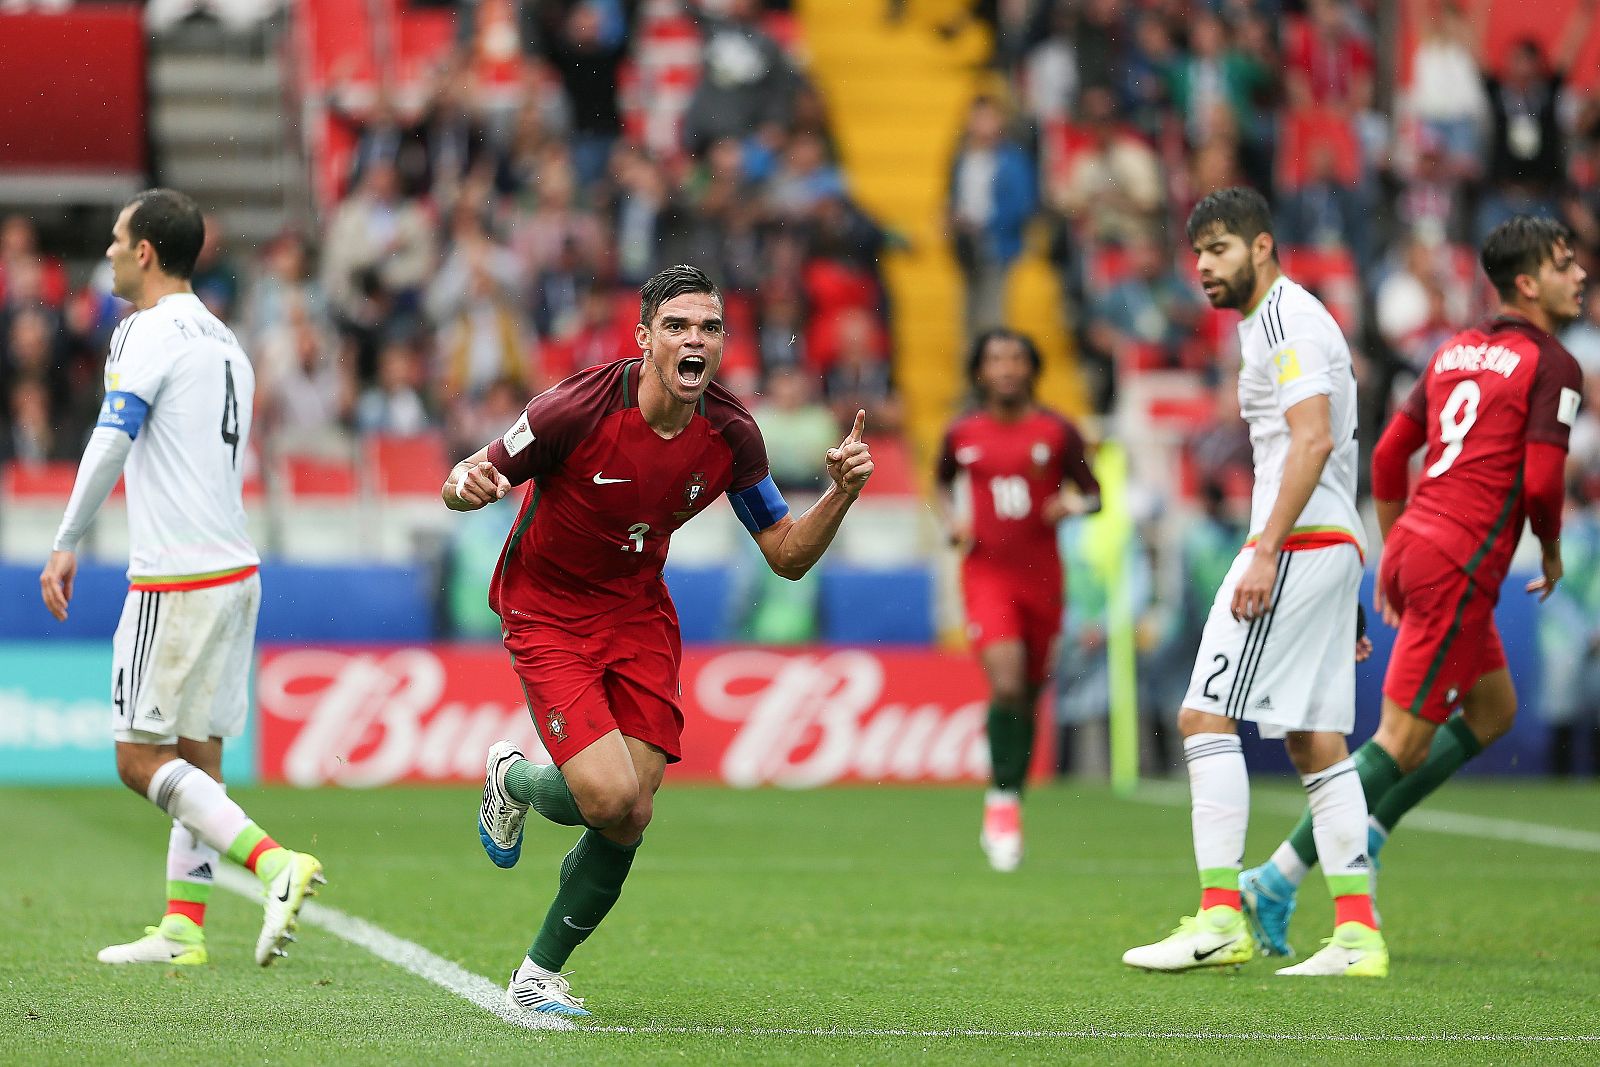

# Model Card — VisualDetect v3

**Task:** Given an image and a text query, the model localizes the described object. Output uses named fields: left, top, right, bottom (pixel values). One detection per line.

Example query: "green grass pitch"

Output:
left=2, top=780, right=1598, bottom=1064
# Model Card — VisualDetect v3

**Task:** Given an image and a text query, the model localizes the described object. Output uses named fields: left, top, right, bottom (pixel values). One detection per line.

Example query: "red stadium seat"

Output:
left=284, top=454, right=359, bottom=498
left=2, top=460, right=80, bottom=499
left=1276, top=107, right=1362, bottom=191
left=367, top=434, right=450, bottom=497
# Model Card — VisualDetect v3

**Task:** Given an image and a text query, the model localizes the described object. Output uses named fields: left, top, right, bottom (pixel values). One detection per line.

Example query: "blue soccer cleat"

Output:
left=478, top=740, right=529, bottom=869
left=1240, top=862, right=1299, bottom=958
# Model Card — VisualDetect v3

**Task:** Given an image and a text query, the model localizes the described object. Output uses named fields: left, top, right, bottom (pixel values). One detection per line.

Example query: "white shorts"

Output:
left=112, top=573, right=260, bottom=744
left=1182, top=544, right=1361, bottom=738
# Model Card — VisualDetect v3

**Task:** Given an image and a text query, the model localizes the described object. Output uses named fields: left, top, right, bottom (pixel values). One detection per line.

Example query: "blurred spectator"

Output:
left=1050, top=86, right=1162, bottom=245
left=428, top=209, right=529, bottom=402
left=3, top=377, right=61, bottom=464
left=540, top=285, right=627, bottom=386
left=1020, top=0, right=1079, bottom=126
left=244, top=231, right=328, bottom=347
left=191, top=214, right=241, bottom=322
left=751, top=367, right=838, bottom=493
left=1277, top=140, right=1372, bottom=270
left=1477, top=0, right=1596, bottom=241
left=1123, top=12, right=1177, bottom=138
left=823, top=307, right=899, bottom=431
left=1086, top=234, right=1204, bottom=369
left=1376, top=232, right=1471, bottom=371
left=683, top=0, right=801, bottom=155
left=610, top=144, right=670, bottom=287
left=3, top=307, right=68, bottom=416
left=448, top=374, right=528, bottom=460
left=0, top=214, right=67, bottom=308
left=356, top=336, right=434, bottom=436
left=1188, top=371, right=1252, bottom=493
left=322, top=161, right=438, bottom=339
left=764, top=131, right=847, bottom=220
left=511, top=157, right=605, bottom=280
left=1070, top=0, right=1128, bottom=96
left=257, top=303, right=354, bottom=456
left=1397, top=135, right=1470, bottom=246
left=1540, top=484, right=1600, bottom=775
left=948, top=95, right=1037, bottom=338
left=538, top=0, right=635, bottom=187
left=1404, top=0, right=1489, bottom=180
left=1168, top=14, right=1271, bottom=153
left=1285, top=0, right=1374, bottom=112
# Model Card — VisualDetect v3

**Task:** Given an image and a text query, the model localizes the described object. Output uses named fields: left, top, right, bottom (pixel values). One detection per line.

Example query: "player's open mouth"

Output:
left=677, top=355, right=706, bottom=387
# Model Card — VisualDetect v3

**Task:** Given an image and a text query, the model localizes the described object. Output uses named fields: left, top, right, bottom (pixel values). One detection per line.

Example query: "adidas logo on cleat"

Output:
left=186, top=862, right=214, bottom=880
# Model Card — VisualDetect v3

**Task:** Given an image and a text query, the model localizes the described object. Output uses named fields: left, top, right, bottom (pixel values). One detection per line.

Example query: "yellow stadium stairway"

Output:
left=796, top=0, right=1088, bottom=481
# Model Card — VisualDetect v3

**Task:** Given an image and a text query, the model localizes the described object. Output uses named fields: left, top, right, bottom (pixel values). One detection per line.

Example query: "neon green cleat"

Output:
left=1275, top=922, right=1388, bottom=977
left=256, top=851, right=325, bottom=966
left=1122, top=906, right=1255, bottom=971
left=98, top=914, right=207, bottom=966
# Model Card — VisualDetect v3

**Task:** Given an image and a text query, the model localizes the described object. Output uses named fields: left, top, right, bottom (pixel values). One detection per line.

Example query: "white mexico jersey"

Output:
left=1236, top=276, right=1362, bottom=552
left=104, top=292, right=258, bottom=579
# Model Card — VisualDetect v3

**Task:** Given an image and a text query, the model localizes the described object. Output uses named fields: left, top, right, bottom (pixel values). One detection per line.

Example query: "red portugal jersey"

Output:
left=1391, top=314, right=1582, bottom=593
left=936, top=406, right=1099, bottom=575
left=485, top=359, right=775, bottom=634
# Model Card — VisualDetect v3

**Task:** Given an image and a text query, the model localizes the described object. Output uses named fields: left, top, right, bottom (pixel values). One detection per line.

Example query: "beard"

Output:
left=1207, top=260, right=1258, bottom=311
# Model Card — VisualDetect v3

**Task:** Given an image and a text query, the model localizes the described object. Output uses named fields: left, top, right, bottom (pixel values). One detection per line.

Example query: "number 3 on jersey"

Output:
left=622, top=522, right=650, bottom=552
left=1426, top=379, right=1480, bottom=478
left=990, top=475, right=1031, bottom=519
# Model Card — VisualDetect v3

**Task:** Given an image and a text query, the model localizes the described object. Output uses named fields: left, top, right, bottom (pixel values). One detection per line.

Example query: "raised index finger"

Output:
left=847, top=409, right=866, bottom=444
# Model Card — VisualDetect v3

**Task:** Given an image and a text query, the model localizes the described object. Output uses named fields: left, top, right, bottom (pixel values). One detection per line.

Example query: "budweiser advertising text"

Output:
left=256, top=646, right=1057, bottom=788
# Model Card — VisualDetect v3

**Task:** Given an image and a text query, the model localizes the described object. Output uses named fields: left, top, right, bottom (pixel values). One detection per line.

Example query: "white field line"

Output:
left=212, top=794, right=1600, bottom=1044
left=214, top=867, right=573, bottom=1032
left=1133, top=782, right=1600, bottom=852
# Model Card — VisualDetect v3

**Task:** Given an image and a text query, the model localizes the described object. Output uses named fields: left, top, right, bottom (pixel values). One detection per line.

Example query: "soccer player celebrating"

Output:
left=39, top=190, right=324, bottom=968
left=1121, top=187, right=1383, bottom=977
left=445, top=265, right=873, bottom=1017
left=1240, top=216, right=1586, bottom=957
left=933, top=329, right=1100, bottom=871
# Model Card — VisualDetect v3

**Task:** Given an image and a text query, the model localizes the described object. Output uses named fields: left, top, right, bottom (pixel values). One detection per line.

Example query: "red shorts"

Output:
left=961, top=562, right=1062, bottom=688
left=1379, top=527, right=1507, bottom=724
left=502, top=600, right=685, bottom=765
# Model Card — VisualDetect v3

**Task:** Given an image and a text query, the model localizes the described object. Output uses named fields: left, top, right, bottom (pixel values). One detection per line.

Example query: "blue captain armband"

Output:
left=728, top=474, right=791, bottom=533
left=97, top=391, right=150, bottom=439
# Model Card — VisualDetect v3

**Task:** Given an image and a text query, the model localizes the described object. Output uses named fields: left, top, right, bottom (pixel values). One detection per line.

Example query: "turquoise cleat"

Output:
left=1240, top=862, right=1298, bottom=957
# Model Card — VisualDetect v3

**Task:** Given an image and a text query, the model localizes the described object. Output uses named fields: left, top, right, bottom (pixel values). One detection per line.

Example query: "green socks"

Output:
left=528, top=829, right=639, bottom=971
left=1287, top=740, right=1404, bottom=867
left=987, top=699, right=1034, bottom=793
left=1373, top=715, right=1483, bottom=831
left=505, top=759, right=586, bottom=827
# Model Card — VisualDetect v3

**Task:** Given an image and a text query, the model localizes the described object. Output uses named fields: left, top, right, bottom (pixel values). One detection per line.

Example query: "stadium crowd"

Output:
left=3, top=0, right=1600, bottom=769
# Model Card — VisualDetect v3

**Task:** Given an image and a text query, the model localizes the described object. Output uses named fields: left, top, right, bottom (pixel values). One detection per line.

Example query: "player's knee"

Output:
left=991, top=677, right=1028, bottom=708
left=114, top=747, right=156, bottom=795
left=1177, top=706, right=1234, bottom=738
left=577, top=781, right=641, bottom=829
left=614, top=793, right=654, bottom=842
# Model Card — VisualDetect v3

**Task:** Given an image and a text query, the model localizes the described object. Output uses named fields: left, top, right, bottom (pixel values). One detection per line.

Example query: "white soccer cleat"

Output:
left=98, top=915, right=207, bottom=965
left=256, top=851, right=325, bottom=966
left=980, top=790, right=1023, bottom=872
left=506, top=957, right=592, bottom=1018
left=479, top=740, right=531, bottom=869
left=1122, top=906, right=1255, bottom=971
left=1275, top=922, right=1388, bottom=977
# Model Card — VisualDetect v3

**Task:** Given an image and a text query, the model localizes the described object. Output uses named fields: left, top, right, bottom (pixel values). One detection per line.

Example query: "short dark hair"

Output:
left=639, top=264, right=721, bottom=325
left=1481, top=215, right=1573, bottom=301
left=1185, top=186, right=1276, bottom=259
left=125, top=188, right=205, bottom=279
left=966, top=327, right=1042, bottom=388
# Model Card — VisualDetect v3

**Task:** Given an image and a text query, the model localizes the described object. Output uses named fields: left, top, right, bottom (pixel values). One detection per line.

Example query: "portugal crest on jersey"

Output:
left=547, top=708, right=568, bottom=744
left=676, top=473, right=708, bottom=517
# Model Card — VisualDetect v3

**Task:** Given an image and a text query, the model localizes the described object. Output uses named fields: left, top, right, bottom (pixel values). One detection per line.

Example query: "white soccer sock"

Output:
left=1269, top=839, right=1310, bottom=886
left=1185, top=733, right=1249, bottom=882
left=1303, top=756, right=1370, bottom=897
left=166, top=818, right=219, bottom=891
left=146, top=759, right=253, bottom=860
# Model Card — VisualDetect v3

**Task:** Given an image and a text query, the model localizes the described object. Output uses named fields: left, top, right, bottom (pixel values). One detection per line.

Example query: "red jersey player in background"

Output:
left=442, top=265, right=874, bottom=1018
left=1241, top=216, right=1585, bottom=957
left=935, top=329, right=1101, bottom=872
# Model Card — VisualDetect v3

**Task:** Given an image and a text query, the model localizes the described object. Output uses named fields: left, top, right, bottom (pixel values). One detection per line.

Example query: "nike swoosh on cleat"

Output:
left=592, top=473, right=630, bottom=485
left=1193, top=939, right=1238, bottom=961
left=562, top=916, right=598, bottom=931
left=276, top=881, right=292, bottom=903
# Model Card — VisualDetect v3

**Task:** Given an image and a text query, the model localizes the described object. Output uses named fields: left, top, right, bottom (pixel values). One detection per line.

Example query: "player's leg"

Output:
left=1369, top=666, right=1514, bottom=836
left=1124, top=552, right=1262, bottom=970
left=978, top=638, right=1030, bottom=872
left=1271, top=729, right=1386, bottom=977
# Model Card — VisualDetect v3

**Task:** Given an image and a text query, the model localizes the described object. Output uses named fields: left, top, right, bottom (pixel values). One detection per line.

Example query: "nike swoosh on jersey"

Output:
left=592, top=473, right=631, bottom=485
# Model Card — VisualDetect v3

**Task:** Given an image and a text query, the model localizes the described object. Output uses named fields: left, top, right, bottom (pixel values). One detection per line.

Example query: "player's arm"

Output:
left=40, top=395, right=146, bottom=621
left=931, top=426, right=969, bottom=550
left=1232, top=393, right=1334, bottom=621
left=1042, top=422, right=1102, bottom=523
left=1522, top=350, right=1584, bottom=601
left=1370, top=408, right=1426, bottom=541
left=749, top=409, right=873, bottom=580
left=442, top=444, right=511, bottom=511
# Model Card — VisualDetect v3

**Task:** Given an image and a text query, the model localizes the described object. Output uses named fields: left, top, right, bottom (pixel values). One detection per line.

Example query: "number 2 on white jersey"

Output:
left=1426, top=379, right=1480, bottom=478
